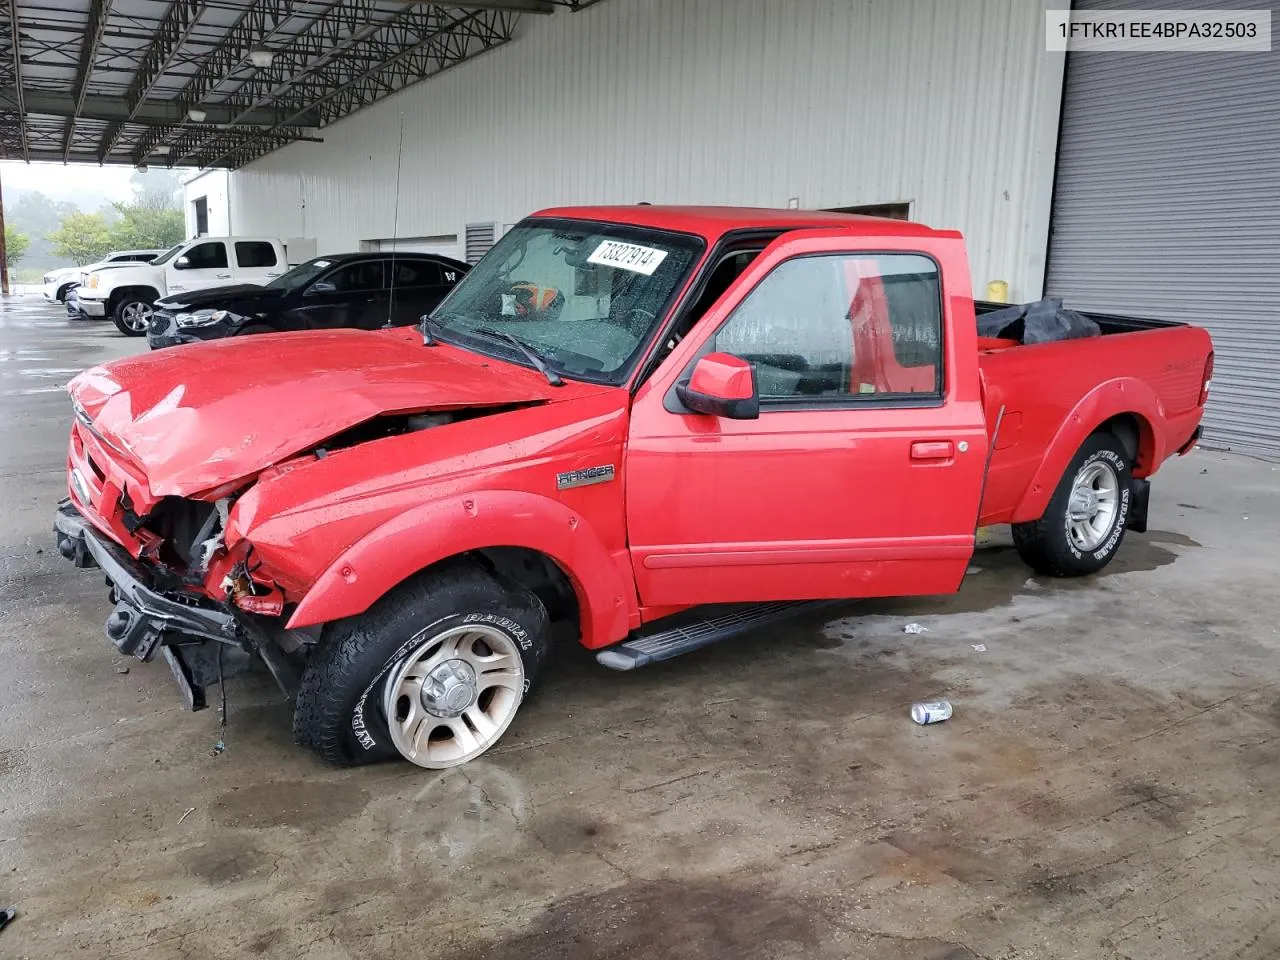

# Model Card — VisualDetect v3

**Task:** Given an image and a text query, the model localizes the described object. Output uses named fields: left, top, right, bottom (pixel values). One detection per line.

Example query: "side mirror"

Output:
left=173, top=256, right=190, bottom=269
left=676, top=352, right=759, bottom=420
left=308, top=281, right=337, bottom=295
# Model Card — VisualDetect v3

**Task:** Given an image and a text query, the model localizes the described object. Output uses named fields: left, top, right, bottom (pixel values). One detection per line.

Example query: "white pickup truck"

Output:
left=75, top=236, right=287, bottom=336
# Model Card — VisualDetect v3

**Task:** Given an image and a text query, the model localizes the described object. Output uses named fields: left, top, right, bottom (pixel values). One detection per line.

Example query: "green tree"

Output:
left=48, top=211, right=113, bottom=265
left=4, top=224, right=30, bottom=267
left=106, top=200, right=185, bottom=251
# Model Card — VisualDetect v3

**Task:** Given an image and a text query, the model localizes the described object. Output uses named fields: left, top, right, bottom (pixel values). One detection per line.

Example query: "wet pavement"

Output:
left=2, top=293, right=1279, bottom=959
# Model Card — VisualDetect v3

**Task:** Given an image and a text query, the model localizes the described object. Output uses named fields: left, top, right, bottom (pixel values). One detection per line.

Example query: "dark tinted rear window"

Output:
left=390, top=260, right=442, bottom=287
left=236, top=241, right=278, bottom=269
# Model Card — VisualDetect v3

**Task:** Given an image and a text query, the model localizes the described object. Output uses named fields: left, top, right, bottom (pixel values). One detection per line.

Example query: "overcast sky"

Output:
left=1, top=160, right=142, bottom=205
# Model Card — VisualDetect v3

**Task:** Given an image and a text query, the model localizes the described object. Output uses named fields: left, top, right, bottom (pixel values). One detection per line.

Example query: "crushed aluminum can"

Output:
left=911, top=701, right=953, bottom=725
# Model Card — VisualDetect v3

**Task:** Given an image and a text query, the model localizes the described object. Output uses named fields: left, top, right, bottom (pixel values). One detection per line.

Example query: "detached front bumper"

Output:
left=54, top=500, right=240, bottom=659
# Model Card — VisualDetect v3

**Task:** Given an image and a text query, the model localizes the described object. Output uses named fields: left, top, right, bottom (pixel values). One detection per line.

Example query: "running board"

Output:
left=595, top=601, right=833, bottom=671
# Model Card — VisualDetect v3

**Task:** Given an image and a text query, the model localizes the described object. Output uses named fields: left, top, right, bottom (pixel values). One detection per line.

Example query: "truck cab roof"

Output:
left=531, top=204, right=960, bottom=243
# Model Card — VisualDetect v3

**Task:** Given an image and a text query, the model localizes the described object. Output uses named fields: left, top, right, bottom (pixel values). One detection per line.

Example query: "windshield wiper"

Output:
left=473, top=327, right=563, bottom=387
left=419, top=313, right=441, bottom=346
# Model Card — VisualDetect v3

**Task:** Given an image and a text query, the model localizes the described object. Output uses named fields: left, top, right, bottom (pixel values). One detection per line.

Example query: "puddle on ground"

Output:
left=860, top=527, right=1199, bottom=618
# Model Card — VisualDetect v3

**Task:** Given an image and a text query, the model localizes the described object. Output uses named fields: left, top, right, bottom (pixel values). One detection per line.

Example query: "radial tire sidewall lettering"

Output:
left=1065, top=449, right=1130, bottom=561
left=350, top=612, right=530, bottom=751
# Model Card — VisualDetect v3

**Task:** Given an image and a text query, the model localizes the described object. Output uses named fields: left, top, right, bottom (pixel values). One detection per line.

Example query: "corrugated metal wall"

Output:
left=226, top=0, right=1067, bottom=302
left=1046, top=0, right=1280, bottom=454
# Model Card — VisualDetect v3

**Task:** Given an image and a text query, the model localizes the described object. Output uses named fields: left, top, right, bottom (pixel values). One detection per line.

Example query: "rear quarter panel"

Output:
left=979, top=324, right=1212, bottom=525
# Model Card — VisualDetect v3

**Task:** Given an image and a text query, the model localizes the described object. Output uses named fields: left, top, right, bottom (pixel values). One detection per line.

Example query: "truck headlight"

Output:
left=70, top=397, right=93, bottom=428
left=43, top=272, right=56, bottom=283
left=87, top=274, right=99, bottom=289
left=175, top=309, right=231, bottom=328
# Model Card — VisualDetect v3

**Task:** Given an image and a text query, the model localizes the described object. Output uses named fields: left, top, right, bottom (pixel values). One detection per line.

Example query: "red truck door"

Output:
left=625, top=229, right=989, bottom=609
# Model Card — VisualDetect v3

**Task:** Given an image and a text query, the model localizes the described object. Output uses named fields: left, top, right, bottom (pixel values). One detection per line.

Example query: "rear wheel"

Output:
left=1012, top=433, right=1133, bottom=577
left=112, top=297, right=154, bottom=336
left=293, top=560, right=549, bottom=768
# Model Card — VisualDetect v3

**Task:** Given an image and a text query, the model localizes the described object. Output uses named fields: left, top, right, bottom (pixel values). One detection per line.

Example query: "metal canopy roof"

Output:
left=0, top=0, right=598, bottom=169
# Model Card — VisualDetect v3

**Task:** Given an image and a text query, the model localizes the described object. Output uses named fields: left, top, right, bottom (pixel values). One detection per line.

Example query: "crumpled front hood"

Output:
left=69, top=329, right=579, bottom=498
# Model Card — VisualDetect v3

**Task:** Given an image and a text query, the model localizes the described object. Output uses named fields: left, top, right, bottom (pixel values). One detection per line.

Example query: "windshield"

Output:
left=267, top=257, right=338, bottom=292
left=431, top=218, right=703, bottom=383
left=149, top=244, right=185, bottom=266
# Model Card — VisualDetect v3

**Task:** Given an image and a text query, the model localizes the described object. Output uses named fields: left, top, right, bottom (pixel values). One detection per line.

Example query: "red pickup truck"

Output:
left=54, top=206, right=1213, bottom=771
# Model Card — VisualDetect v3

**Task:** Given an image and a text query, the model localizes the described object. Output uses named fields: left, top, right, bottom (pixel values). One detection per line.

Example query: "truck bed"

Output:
left=974, top=301, right=1212, bottom=526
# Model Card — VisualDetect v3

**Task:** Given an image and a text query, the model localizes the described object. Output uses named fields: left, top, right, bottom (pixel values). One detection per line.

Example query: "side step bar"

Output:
left=595, top=600, right=834, bottom=671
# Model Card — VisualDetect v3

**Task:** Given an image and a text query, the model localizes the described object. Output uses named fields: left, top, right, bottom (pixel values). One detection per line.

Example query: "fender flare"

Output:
left=107, top=285, right=162, bottom=313
left=1012, top=378, right=1164, bottom=523
left=285, top=490, right=635, bottom=649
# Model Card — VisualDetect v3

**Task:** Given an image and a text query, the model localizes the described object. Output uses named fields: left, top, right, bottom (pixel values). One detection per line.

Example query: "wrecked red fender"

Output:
left=285, top=490, right=637, bottom=649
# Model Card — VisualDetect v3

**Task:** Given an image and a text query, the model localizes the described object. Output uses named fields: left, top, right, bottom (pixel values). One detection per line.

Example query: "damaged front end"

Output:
left=55, top=401, right=529, bottom=712
left=54, top=495, right=301, bottom=712
left=55, top=408, right=312, bottom=712
left=57, top=331, right=577, bottom=711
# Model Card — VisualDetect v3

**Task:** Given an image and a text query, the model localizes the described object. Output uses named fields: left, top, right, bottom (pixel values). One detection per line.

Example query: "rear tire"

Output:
left=1012, top=432, right=1133, bottom=577
left=293, top=560, right=549, bottom=768
left=112, top=297, right=154, bottom=336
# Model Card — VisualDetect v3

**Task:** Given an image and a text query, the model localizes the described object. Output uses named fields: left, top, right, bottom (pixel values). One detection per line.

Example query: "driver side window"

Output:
left=312, top=260, right=385, bottom=294
left=180, top=241, right=228, bottom=270
left=710, top=253, right=942, bottom=401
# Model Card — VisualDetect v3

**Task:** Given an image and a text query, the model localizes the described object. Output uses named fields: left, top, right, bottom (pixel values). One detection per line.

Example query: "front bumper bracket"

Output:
left=54, top=500, right=241, bottom=660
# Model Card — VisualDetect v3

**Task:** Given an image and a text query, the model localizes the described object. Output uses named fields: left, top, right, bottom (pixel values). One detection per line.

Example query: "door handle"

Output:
left=911, top=440, right=954, bottom=460
left=215, top=273, right=232, bottom=279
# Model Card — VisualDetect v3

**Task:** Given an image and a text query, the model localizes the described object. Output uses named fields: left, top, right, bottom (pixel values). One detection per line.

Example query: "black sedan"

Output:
left=147, top=252, right=469, bottom=349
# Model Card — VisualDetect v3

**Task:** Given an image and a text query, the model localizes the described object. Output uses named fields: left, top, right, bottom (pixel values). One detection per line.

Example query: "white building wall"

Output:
left=228, top=0, right=1067, bottom=300
left=182, top=168, right=231, bottom=237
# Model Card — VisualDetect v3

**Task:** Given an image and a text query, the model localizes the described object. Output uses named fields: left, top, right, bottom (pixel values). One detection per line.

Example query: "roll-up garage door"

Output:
left=1045, top=0, right=1280, bottom=454
left=375, top=235, right=459, bottom=259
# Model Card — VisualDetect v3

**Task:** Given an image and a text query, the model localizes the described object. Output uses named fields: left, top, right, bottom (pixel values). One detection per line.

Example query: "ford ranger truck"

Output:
left=53, top=206, right=1213, bottom=771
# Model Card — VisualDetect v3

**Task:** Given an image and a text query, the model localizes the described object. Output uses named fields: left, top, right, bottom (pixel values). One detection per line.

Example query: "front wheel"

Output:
left=293, top=560, right=549, bottom=769
left=112, top=297, right=154, bottom=336
left=1012, top=433, right=1133, bottom=577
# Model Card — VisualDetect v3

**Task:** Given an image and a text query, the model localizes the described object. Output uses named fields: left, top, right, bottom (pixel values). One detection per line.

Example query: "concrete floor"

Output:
left=2, top=295, right=1278, bottom=960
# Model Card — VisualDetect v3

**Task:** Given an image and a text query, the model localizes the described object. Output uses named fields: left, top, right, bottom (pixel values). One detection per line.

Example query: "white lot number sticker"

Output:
left=587, top=240, right=669, bottom=276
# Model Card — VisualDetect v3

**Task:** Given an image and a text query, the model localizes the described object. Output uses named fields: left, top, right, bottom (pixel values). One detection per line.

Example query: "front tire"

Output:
left=293, top=560, right=549, bottom=769
left=113, top=297, right=154, bottom=336
left=1012, top=432, right=1133, bottom=577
